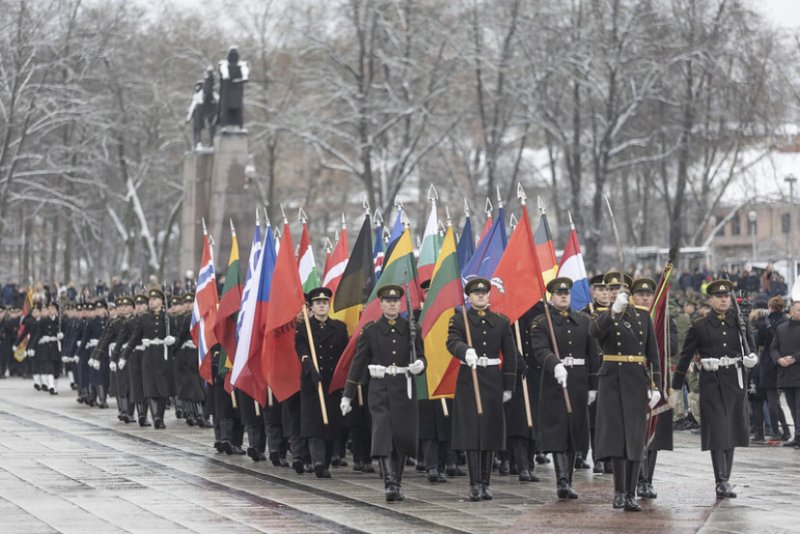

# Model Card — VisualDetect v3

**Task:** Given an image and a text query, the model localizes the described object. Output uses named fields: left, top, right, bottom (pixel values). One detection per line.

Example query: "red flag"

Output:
left=323, top=228, right=349, bottom=294
left=261, top=223, right=305, bottom=401
left=489, top=206, right=546, bottom=324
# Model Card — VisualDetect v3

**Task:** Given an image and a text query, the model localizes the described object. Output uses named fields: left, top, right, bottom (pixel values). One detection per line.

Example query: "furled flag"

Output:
left=298, top=216, right=321, bottom=292
left=331, top=213, right=373, bottom=335
left=534, top=207, right=559, bottom=286
left=456, top=211, right=475, bottom=272
left=261, top=222, right=305, bottom=401
left=557, top=217, right=591, bottom=312
left=330, top=227, right=422, bottom=392
left=490, top=203, right=546, bottom=324
left=417, top=192, right=440, bottom=283
left=462, top=203, right=507, bottom=284
left=372, top=218, right=385, bottom=281
left=323, top=217, right=348, bottom=294
left=647, top=260, right=675, bottom=444
left=420, top=226, right=463, bottom=398
left=214, top=220, right=243, bottom=385
left=191, top=222, right=220, bottom=383
left=230, top=222, right=275, bottom=403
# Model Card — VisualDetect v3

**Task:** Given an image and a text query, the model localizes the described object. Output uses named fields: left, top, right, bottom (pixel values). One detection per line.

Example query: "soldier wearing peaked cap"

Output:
left=109, top=296, right=137, bottom=423
left=672, top=279, right=755, bottom=499
left=295, top=287, right=349, bottom=478
left=446, top=277, right=517, bottom=502
left=590, top=270, right=662, bottom=512
left=530, top=277, right=600, bottom=500
left=173, top=292, right=210, bottom=427
left=342, top=283, right=426, bottom=502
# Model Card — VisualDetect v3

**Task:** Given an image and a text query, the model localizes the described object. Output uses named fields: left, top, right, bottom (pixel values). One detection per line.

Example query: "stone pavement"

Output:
left=1, top=378, right=799, bottom=534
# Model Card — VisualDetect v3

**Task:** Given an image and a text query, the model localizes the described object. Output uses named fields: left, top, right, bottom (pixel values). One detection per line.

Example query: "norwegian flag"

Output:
left=192, top=222, right=219, bottom=383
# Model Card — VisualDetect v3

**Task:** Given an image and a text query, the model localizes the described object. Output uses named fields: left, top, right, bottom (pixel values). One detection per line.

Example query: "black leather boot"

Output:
left=480, top=451, right=494, bottom=500
left=380, top=457, right=400, bottom=502
left=553, top=453, right=578, bottom=499
left=466, top=451, right=482, bottom=502
left=138, top=402, right=150, bottom=426
left=624, top=461, right=642, bottom=511
left=97, top=386, right=109, bottom=408
left=612, top=459, right=625, bottom=509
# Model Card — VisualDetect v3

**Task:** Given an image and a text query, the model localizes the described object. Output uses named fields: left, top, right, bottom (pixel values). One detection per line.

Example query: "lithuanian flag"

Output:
left=214, top=223, right=242, bottom=386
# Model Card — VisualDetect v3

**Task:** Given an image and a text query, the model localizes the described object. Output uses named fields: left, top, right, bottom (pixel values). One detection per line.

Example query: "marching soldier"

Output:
left=582, top=274, right=610, bottom=473
left=629, top=278, right=676, bottom=500
left=672, top=279, right=756, bottom=498
left=37, top=301, right=64, bottom=394
left=296, top=287, right=349, bottom=478
left=120, top=294, right=152, bottom=426
left=110, top=296, right=137, bottom=422
left=446, top=277, right=517, bottom=502
left=79, top=301, right=108, bottom=407
left=173, top=293, right=209, bottom=426
left=91, top=301, right=118, bottom=410
left=341, top=284, right=426, bottom=502
left=530, top=277, right=600, bottom=499
left=590, top=271, right=662, bottom=512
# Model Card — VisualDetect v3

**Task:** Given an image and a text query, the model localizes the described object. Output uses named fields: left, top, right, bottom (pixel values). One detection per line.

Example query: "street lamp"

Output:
left=748, top=209, right=757, bottom=261
left=786, top=174, right=797, bottom=293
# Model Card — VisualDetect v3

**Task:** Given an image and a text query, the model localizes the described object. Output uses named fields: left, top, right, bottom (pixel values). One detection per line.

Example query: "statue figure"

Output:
left=186, top=66, right=218, bottom=148
left=218, top=46, right=249, bottom=129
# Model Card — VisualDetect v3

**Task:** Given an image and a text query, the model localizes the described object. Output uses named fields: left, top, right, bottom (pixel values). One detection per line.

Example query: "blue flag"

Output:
left=457, top=215, right=475, bottom=272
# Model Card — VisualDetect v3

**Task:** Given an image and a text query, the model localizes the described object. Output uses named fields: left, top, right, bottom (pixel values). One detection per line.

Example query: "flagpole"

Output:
left=523, top=186, right=572, bottom=414
left=513, top=321, right=534, bottom=428
left=461, top=306, right=483, bottom=415
left=301, top=305, right=329, bottom=425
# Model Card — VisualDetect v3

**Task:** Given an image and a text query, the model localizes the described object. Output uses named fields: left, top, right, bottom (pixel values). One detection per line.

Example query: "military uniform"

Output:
left=89, top=301, right=115, bottom=409
left=110, top=298, right=137, bottom=423
left=173, top=294, right=207, bottom=424
left=590, top=271, right=661, bottom=511
left=343, top=284, right=426, bottom=502
left=530, top=278, right=600, bottom=499
left=672, top=280, right=754, bottom=498
left=296, top=287, right=349, bottom=477
left=120, top=294, right=151, bottom=426
left=33, top=309, right=63, bottom=394
left=446, top=277, right=517, bottom=502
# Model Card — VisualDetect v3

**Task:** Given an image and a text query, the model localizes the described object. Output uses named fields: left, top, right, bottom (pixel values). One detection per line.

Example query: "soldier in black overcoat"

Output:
left=590, top=271, right=662, bottom=512
left=110, top=296, right=136, bottom=422
left=673, top=279, right=757, bottom=499
left=446, top=277, right=517, bottom=502
left=530, top=277, right=600, bottom=500
left=341, top=284, right=426, bottom=502
left=295, top=287, right=349, bottom=478
left=581, top=274, right=610, bottom=473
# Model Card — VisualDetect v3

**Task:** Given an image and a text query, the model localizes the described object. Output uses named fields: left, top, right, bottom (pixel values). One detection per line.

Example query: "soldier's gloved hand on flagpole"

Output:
left=340, top=396, right=352, bottom=416
left=302, top=357, right=321, bottom=383
left=554, top=363, right=568, bottom=388
left=368, top=364, right=386, bottom=379
left=648, top=389, right=661, bottom=409
left=465, top=348, right=478, bottom=368
left=109, top=361, right=117, bottom=372
left=408, top=359, right=425, bottom=375
left=11, top=345, right=17, bottom=352
left=502, top=390, right=512, bottom=403
left=588, top=390, right=597, bottom=405
left=57, top=332, right=64, bottom=340
left=118, top=359, right=126, bottom=370
left=743, top=352, right=758, bottom=369
left=164, top=335, right=176, bottom=347
left=611, top=291, right=628, bottom=314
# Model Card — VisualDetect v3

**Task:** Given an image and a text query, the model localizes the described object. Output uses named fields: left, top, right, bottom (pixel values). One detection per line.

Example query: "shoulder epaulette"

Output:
left=692, top=315, right=707, bottom=326
left=496, top=312, right=510, bottom=323
left=360, top=320, right=377, bottom=334
left=633, top=305, right=650, bottom=312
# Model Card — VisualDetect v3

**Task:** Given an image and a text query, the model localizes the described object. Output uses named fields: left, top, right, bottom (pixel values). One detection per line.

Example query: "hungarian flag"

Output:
left=490, top=205, right=546, bottom=324
left=298, top=221, right=321, bottom=292
left=191, top=227, right=219, bottom=383
left=230, top=223, right=275, bottom=402
left=557, top=224, right=591, bottom=312
left=534, top=211, right=559, bottom=286
left=323, top=225, right=348, bottom=294
left=417, top=201, right=440, bottom=283
left=330, top=227, right=422, bottom=392
left=261, top=223, right=305, bottom=401
left=214, top=221, right=242, bottom=366
left=332, top=214, right=373, bottom=335
left=456, top=213, right=475, bottom=271
left=647, top=262, right=674, bottom=444
left=420, top=226, right=463, bottom=398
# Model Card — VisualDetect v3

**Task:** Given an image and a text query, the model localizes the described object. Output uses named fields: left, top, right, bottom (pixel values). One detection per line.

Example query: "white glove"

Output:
left=12, top=345, right=17, bottom=352
left=611, top=292, right=628, bottom=314
left=26, top=349, right=34, bottom=357
left=554, top=363, right=568, bottom=388
left=588, top=390, right=597, bottom=405
left=72, top=355, right=80, bottom=363
left=164, top=335, right=176, bottom=346
left=648, top=389, right=661, bottom=409
left=743, top=353, right=758, bottom=369
left=56, top=332, right=64, bottom=340
left=465, top=348, right=478, bottom=368
left=340, top=396, right=352, bottom=416
left=408, top=359, right=425, bottom=375
left=118, top=359, right=127, bottom=370
left=109, top=361, right=117, bottom=372
left=93, top=359, right=101, bottom=370
left=502, top=390, right=513, bottom=403
left=701, top=358, right=720, bottom=372
left=368, top=364, right=386, bottom=379
left=61, top=356, right=69, bottom=363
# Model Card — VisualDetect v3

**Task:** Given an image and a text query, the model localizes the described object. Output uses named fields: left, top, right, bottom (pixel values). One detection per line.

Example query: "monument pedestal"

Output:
left=180, top=129, right=255, bottom=277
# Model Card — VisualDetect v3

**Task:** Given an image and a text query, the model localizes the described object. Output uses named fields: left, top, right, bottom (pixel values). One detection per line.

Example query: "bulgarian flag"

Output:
left=298, top=219, right=321, bottom=292
left=420, top=226, right=463, bottom=398
left=330, top=226, right=422, bottom=392
left=417, top=197, right=440, bottom=283
left=214, top=221, right=243, bottom=388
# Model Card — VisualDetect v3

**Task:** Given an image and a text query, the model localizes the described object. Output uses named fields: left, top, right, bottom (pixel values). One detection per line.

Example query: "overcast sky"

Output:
left=759, top=0, right=800, bottom=29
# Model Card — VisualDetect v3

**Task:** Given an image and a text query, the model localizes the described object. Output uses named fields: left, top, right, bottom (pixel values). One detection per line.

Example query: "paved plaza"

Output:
left=0, top=378, right=798, bottom=534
